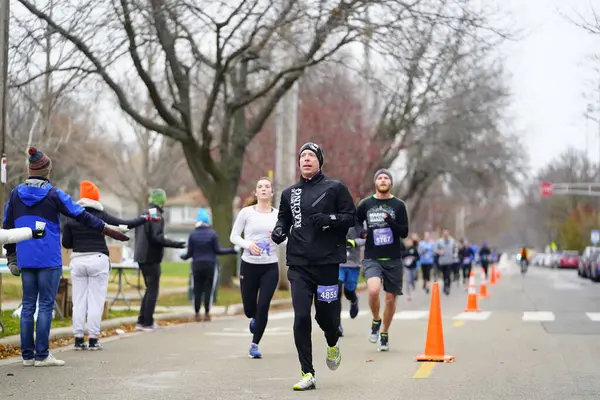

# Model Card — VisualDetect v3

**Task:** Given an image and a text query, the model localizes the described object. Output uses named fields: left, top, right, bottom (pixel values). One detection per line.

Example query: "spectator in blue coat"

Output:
left=3, top=147, right=129, bottom=367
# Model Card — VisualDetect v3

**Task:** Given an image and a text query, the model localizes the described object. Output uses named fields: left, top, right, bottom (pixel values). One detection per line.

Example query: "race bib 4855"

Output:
left=316, top=285, right=338, bottom=303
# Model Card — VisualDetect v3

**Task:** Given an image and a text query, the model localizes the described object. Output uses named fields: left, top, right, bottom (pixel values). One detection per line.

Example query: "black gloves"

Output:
left=271, top=226, right=287, bottom=244
left=175, top=241, right=186, bottom=249
left=7, top=253, right=19, bottom=276
left=310, top=213, right=334, bottom=230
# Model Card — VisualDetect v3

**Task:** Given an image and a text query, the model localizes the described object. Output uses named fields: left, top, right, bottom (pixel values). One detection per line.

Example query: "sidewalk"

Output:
left=1, top=286, right=189, bottom=311
left=0, top=298, right=294, bottom=347
left=1, top=278, right=243, bottom=311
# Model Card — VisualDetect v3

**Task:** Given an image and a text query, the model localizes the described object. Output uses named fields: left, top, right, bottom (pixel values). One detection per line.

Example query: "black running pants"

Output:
left=288, top=264, right=340, bottom=375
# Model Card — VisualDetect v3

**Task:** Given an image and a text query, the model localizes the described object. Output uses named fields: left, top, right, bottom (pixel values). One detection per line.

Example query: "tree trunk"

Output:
left=179, top=140, right=243, bottom=289
left=208, top=188, right=236, bottom=287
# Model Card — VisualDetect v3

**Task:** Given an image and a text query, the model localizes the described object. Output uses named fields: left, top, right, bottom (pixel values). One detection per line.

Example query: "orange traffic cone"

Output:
left=495, top=265, right=501, bottom=280
left=479, top=269, right=489, bottom=298
left=415, top=282, right=455, bottom=363
left=463, top=270, right=481, bottom=312
left=489, top=265, right=497, bottom=285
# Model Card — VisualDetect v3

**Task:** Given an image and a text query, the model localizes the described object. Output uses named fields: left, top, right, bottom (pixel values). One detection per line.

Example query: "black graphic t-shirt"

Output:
left=356, top=195, right=409, bottom=260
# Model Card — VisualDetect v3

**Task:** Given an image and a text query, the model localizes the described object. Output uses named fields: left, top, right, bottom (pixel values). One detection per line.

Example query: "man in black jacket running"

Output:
left=271, top=142, right=356, bottom=391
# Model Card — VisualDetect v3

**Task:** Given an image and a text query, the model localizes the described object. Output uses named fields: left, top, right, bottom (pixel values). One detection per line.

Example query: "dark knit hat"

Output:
left=374, top=168, right=393, bottom=185
left=298, top=142, right=324, bottom=168
left=28, top=147, right=52, bottom=178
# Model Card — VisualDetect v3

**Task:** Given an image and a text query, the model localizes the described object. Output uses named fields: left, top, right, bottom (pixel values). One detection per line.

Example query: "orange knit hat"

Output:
left=80, top=180, right=100, bottom=201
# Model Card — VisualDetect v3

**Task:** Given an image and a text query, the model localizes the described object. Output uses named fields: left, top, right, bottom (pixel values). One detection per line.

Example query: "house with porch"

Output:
left=162, top=189, right=243, bottom=261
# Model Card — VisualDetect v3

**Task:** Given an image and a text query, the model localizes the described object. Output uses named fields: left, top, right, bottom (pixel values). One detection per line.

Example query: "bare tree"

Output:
left=356, top=2, right=524, bottom=217
left=4, top=86, right=114, bottom=195
left=16, top=0, right=485, bottom=285
left=97, top=133, right=195, bottom=213
left=6, top=0, right=106, bottom=197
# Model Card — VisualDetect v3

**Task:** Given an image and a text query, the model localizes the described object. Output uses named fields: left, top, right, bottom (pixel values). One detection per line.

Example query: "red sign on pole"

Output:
left=540, top=181, right=553, bottom=197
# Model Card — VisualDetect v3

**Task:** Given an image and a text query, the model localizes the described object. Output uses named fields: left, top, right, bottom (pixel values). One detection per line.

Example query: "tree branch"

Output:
left=17, top=0, right=188, bottom=141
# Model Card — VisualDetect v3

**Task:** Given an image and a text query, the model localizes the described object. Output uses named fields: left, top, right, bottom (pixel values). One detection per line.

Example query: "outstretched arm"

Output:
left=102, top=211, right=148, bottom=230
left=212, top=232, right=237, bottom=255
left=149, top=221, right=184, bottom=248
left=0, top=228, right=33, bottom=245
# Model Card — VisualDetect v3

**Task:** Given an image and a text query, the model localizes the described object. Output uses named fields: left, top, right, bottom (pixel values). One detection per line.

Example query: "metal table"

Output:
left=0, top=260, right=141, bottom=336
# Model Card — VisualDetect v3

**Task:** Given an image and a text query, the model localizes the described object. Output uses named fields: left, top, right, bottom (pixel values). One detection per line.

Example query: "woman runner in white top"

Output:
left=230, top=177, right=282, bottom=359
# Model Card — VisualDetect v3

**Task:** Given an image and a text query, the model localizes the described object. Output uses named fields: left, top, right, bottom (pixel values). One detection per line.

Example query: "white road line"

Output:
left=341, top=310, right=370, bottom=320
left=586, top=312, right=600, bottom=321
left=393, top=311, right=429, bottom=320
left=204, top=332, right=291, bottom=337
left=268, top=311, right=295, bottom=320
left=522, top=311, right=555, bottom=321
left=223, top=327, right=289, bottom=332
left=269, top=310, right=371, bottom=321
left=552, top=282, right=581, bottom=290
left=453, top=311, right=492, bottom=321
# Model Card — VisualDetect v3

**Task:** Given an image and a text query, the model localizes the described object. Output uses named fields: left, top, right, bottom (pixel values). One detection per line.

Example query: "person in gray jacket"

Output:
left=435, top=228, right=456, bottom=296
left=338, top=226, right=366, bottom=336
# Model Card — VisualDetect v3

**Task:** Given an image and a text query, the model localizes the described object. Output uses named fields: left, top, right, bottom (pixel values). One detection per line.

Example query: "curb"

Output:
left=0, top=310, right=205, bottom=347
left=0, top=282, right=367, bottom=347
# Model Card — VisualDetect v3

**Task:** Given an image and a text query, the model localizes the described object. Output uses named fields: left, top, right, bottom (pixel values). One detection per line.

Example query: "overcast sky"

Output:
left=500, top=0, right=600, bottom=173
left=89, top=0, right=600, bottom=178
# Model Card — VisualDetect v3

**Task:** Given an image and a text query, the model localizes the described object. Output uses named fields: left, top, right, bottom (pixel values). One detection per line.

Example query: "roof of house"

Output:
left=165, top=189, right=208, bottom=207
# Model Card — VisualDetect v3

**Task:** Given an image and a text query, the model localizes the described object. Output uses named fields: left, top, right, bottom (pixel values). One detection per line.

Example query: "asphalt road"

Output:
left=1, top=260, right=600, bottom=399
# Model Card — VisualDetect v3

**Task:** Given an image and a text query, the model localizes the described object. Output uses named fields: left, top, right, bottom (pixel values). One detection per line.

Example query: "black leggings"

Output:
left=192, top=261, right=217, bottom=315
left=240, top=261, right=279, bottom=345
left=481, top=262, right=489, bottom=279
left=439, top=264, right=453, bottom=294
left=421, top=263, right=433, bottom=283
left=452, top=263, right=460, bottom=282
left=462, top=263, right=472, bottom=281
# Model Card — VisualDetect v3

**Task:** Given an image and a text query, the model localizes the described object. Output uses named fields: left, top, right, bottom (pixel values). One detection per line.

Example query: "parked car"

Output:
left=579, top=247, right=599, bottom=278
left=587, top=250, right=600, bottom=282
left=559, top=250, right=580, bottom=269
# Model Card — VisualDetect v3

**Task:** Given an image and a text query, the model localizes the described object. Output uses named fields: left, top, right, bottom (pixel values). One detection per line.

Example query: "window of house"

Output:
left=169, top=207, right=183, bottom=224
left=184, top=206, right=198, bottom=223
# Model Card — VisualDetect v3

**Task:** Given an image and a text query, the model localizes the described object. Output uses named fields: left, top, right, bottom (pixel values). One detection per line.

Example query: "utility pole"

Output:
left=274, top=3, right=298, bottom=290
left=274, top=85, right=298, bottom=204
left=0, top=0, right=9, bottom=210
left=455, top=205, right=465, bottom=239
left=597, top=82, right=600, bottom=168
left=0, top=0, right=10, bottom=325
left=362, top=6, right=373, bottom=129
left=587, top=103, right=593, bottom=161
